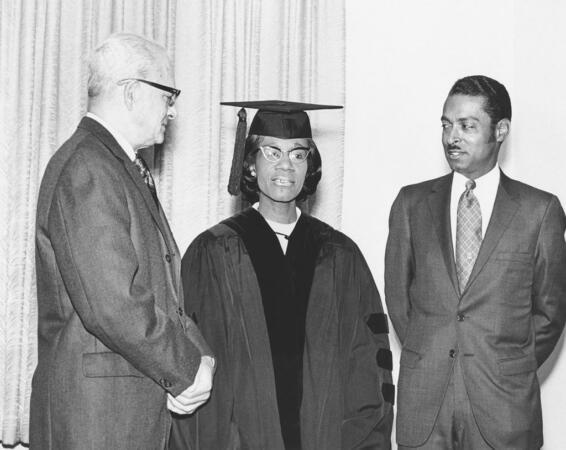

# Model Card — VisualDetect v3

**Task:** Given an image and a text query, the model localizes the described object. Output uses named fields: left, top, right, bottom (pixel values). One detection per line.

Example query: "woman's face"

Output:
left=252, top=136, right=310, bottom=207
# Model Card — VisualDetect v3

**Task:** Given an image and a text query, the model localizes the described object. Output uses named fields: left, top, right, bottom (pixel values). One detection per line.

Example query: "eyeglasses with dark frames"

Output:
left=117, top=78, right=181, bottom=107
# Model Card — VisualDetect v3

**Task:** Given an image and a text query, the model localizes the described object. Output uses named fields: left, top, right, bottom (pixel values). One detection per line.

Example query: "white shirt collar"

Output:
left=86, top=112, right=137, bottom=162
left=452, top=165, right=500, bottom=197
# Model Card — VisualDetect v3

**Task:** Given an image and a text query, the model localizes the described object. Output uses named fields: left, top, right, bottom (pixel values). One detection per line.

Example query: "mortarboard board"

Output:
left=221, top=100, right=343, bottom=195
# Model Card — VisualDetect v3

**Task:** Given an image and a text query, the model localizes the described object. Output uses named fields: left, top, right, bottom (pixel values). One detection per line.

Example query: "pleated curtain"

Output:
left=0, top=0, right=344, bottom=445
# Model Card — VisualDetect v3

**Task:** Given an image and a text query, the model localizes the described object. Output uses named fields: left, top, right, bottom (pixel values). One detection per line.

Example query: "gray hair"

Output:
left=87, top=33, right=170, bottom=99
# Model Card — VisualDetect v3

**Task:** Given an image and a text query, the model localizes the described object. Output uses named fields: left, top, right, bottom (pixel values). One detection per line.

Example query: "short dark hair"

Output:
left=448, top=75, right=512, bottom=125
left=240, top=134, right=322, bottom=204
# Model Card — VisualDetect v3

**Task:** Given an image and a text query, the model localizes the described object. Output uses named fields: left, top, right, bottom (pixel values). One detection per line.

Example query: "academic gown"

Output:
left=170, top=208, right=394, bottom=449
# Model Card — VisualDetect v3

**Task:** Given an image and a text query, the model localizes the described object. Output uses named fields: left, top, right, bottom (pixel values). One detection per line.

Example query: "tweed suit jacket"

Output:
left=30, top=117, right=212, bottom=450
left=385, top=171, right=566, bottom=449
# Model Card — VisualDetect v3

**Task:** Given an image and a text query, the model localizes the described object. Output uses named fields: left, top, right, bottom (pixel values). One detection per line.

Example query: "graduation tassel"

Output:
left=227, top=108, right=247, bottom=195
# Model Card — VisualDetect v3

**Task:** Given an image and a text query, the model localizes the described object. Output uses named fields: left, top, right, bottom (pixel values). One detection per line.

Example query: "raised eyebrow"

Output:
left=440, top=116, right=480, bottom=123
left=459, top=116, right=480, bottom=123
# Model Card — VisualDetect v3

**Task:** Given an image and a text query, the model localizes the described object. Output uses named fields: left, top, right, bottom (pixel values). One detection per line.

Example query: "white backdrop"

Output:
left=343, top=1, right=566, bottom=448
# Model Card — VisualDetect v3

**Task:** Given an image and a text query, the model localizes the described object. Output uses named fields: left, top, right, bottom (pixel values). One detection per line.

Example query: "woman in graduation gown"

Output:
left=170, top=101, right=394, bottom=450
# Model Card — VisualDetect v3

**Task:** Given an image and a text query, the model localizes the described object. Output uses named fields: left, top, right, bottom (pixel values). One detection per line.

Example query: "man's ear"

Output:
left=495, top=118, right=510, bottom=143
left=122, top=81, right=137, bottom=111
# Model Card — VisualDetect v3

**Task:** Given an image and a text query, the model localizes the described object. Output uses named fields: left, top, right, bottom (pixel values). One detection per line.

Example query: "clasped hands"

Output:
left=167, top=355, right=215, bottom=415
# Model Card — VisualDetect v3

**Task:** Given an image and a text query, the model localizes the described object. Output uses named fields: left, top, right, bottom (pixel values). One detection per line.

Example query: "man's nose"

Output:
left=447, top=126, right=461, bottom=144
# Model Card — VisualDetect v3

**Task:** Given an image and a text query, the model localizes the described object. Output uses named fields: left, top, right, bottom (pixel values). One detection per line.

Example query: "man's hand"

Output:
left=167, top=356, right=215, bottom=415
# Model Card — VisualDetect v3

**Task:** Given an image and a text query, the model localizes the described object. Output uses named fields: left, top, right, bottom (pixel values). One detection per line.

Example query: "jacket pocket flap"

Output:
left=495, top=252, right=532, bottom=263
left=83, top=352, right=144, bottom=378
left=498, top=354, right=537, bottom=375
left=400, top=347, right=421, bottom=368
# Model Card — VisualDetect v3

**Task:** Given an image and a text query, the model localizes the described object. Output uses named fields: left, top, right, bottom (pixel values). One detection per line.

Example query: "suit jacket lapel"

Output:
left=78, top=117, right=172, bottom=253
left=427, top=173, right=460, bottom=296
left=463, top=171, right=520, bottom=293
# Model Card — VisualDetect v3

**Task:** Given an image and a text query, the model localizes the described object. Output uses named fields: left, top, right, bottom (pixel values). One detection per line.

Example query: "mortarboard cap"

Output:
left=221, top=100, right=342, bottom=195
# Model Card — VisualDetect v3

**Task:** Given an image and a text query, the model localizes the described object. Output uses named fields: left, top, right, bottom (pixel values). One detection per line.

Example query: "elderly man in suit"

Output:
left=385, top=75, right=566, bottom=449
left=30, top=33, right=214, bottom=449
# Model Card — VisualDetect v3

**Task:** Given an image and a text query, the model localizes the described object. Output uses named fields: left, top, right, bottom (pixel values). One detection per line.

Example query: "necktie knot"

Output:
left=134, top=155, right=158, bottom=206
left=465, top=179, right=476, bottom=192
left=134, top=154, right=150, bottom=175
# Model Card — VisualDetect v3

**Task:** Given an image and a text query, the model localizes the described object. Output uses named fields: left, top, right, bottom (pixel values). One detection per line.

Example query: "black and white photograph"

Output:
left=1, top=1, right=566, bottom=449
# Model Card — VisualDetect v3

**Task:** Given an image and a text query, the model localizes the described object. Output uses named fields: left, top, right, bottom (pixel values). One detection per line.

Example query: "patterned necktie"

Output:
left=455, top=179, right=482, bottom=293
left=133, top=155, right=159, bottom=206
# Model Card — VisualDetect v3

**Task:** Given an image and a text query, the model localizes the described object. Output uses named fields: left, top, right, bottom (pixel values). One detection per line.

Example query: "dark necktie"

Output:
left=456, top=179, right=482, bottom=292
left=133, top=155, right=159, bottom=206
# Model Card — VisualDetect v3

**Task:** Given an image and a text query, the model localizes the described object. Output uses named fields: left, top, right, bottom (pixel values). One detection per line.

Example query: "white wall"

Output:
left=344, top=1, right=566, bottom=448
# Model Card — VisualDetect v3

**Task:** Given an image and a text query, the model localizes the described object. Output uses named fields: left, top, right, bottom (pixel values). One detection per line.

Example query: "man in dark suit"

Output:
left=30, top=33, right=214, bottom=449
left=385, top=75, right=566, bottom=449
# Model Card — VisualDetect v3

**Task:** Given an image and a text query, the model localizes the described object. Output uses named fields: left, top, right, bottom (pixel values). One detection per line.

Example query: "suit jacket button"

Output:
left=449, top=349, right=456, bottom=358
left=457, top=314, right=464, bottom=322
left=160, top=378, right=172, bottom=388
left=165, top=254, right=172, bottom=263
left=178, top=307, right=184, bottom=316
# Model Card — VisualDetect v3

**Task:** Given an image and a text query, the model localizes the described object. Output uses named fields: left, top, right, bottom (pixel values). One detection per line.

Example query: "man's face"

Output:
left=441, top=94, right=503, bottom=179
left=135, top=69, right=178, bottom=148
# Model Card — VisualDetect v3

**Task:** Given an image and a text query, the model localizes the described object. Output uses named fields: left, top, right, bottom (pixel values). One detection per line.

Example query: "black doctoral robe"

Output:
left=170, top=208, right=394, bottom=449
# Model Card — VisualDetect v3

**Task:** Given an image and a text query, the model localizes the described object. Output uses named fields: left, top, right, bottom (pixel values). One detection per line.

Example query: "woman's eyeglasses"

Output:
left=258, top=146, right=310, bottom=164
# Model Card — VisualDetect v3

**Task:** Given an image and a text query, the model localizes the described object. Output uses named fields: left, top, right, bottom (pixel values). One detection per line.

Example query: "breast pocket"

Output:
left=494, top=251, right=534, bottom=291
left=495, top=251, right=532, bottom=264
